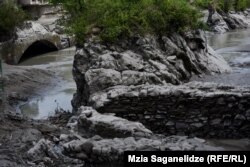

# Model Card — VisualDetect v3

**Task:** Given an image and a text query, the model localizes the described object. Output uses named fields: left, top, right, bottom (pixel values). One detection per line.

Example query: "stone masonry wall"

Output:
left=90, top=82, right=250, bottom=138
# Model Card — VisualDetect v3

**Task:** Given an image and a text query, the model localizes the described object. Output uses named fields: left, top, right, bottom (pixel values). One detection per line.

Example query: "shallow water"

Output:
left=19, top=47, right=76, bottom=119
left=208, top=29, right=250, bottom=67
left=192, top=29, right=250, bottom=86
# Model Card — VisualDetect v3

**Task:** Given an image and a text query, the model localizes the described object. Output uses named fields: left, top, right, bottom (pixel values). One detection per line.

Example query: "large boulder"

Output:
left=69, top=106, right=152, bottom=138
left=72, top=30, right=231, bottom=110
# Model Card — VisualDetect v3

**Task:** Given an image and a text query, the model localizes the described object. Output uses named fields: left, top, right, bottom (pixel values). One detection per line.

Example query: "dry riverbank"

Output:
left=0, top=63, right=71, bottom=166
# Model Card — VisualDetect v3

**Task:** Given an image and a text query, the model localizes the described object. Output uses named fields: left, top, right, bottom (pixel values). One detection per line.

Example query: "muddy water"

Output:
left=192, top=29, right=250, bottom=85
left=19, top=47, right=76, bottom=119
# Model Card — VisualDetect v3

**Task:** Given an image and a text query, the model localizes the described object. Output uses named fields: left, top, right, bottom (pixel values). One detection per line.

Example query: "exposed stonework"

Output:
left=72, top=30, right=231, bottom=111
left=88, top=82, right=250, bottom=138
left=0, top=21, right=62, bottom=64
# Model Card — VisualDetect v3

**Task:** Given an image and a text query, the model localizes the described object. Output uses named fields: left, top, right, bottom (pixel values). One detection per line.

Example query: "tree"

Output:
left=0, top=0, right=28, bottom=41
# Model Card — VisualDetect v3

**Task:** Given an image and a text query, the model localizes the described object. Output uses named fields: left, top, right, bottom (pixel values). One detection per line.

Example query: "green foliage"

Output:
left=193, top=0, right=250, bottom=12
left=0, top=0, right=28, bottom=38
left=234, top=0, right=250, bottom=11
left=53, top=0, right=203, bottom=43
left=193, top=0, right=214, bottom=9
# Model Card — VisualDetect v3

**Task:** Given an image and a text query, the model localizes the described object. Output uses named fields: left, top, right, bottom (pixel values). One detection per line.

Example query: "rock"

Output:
left=53, top=137, right=60, bottom=144
left=210, top=118, right=221, bottom=125
left=60, top=134, right=70, bottom=142
left=246, top=110, right=250, bottom=121
left=210, top=12, right=229, bottom=33
left=80, top=141, right=94, bottom=155
left=72, top=32, right=231, bottom=110
left=235, top=114, right=246, bottom=121
left=27, top=139, right=51, bottom=161
left=191, top=123, right=204, bottom=128
left=76, top=106, right=153, bottom=138
left=234, top=114, right=246, bottom=127
left=207, top=10, right=250, bottom=33
left=61, top=135, right=222, bottom=163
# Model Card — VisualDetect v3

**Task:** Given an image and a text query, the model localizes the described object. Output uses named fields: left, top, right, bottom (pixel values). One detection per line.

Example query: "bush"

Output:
left=52, top=0, right=203, bottom=43
left=193, top=0, right=250, bottom=12
left=0, top=0, right=28, bottom=39
left=234, top=0, right=250, bottom=11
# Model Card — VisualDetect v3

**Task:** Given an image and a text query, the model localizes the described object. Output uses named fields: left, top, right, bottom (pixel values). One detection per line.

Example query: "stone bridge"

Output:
left=0, top=21, right=63, bottom=64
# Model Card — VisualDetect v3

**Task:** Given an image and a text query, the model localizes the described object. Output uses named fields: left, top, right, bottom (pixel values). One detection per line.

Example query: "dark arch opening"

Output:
left=19, top=40, right=58, bottom=63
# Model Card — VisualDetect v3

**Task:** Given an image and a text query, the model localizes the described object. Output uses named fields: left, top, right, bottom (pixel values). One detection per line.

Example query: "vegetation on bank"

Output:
left=0, top=0, right=28, bottom=41
left=193, top=0, right=250, bottom=12
left=50, top=0, right=204, bottom=43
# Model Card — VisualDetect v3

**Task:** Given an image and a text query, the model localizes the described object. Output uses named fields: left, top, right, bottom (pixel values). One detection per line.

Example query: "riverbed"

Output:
left=18, top=47, right=76, bottom=119
left=18, top=29, right=250, bottom=119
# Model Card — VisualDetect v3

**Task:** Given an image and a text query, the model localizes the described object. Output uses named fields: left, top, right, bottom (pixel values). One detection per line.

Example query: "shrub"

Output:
left=52, top=0, right=204, bottom=43
left=193, top=0, right=250, bottom=12
left=0, top=0, right=28, bottom=39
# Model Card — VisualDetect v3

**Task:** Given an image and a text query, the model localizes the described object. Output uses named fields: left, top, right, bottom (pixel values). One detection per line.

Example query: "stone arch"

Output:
left=18, top=40, right=58, bottom=63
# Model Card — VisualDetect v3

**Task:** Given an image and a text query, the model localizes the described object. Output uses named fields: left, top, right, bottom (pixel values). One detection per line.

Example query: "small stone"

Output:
left=191, top=123, right=204, bottom=128
left=139, top=89, right=147, bottom=97
left=210, top=118, right=221, bottom=125
left=169, top=146, right=181, bottom=151
left=60, top=134, right=69, bottom=142
left=155, top=115, right=166, bottom=119
left=53, top=137, right=60, bottom=144
left=194, top=137, right=206, bottom=143
left=200, top=117, right=208, bottom=121
left=76, top=152, right=88, bottom=160
left=223, top=120, right=231, bottom=127
left=246, top=110, right=250, bottom=117
left=217, top=97, right=225, bottom=105
left=80, top=142, right=94, bottom=154
left=166, top=121, right=175, bottom=126
left=83, top=110, right=93, bottom=118
left=227, top=96, right=236, bottom=102
left=223, top=114, right=232, bottom=119
left=91, top=135, right=103, bottom=141
left=176, top=122, right=187, bottom=129
left=234, top=114, right=246, bottom=121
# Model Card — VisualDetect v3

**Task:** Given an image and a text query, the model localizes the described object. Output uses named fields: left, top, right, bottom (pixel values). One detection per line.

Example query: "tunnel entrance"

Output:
left=19, top=40, right=58, bottom=63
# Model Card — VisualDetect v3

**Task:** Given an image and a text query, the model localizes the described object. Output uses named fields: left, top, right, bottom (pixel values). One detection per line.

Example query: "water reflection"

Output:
left=208, top=29, right=250, bottom=68
left=20, top=90, right=74, bottom=119
left=208, top=29, right=250, bottom=50
left=19, top=47, right=76, bottom=119
left=192, top=29, right=250, bottom=86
